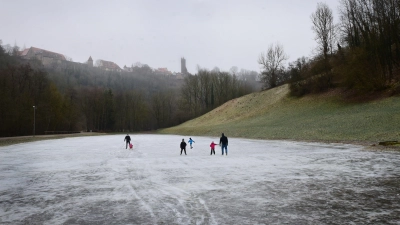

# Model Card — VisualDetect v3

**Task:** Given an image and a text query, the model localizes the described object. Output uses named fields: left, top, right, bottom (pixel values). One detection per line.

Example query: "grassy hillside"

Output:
left=159, top=84, right=400, bottom=142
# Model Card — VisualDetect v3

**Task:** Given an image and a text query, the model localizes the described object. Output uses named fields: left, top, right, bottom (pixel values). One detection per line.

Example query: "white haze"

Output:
left=1, top=0, right=340, bottom=73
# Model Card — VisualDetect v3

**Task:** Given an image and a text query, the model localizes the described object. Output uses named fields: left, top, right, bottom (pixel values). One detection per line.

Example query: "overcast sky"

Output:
left=1, top=0, right=340, bottom=73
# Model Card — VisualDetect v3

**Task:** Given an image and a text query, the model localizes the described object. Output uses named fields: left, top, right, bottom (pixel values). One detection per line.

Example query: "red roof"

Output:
left=20, top=48, right=30, bottom=56
left=157, top=68, right=169, bottom=72
left=21, top=47, right=66, bottom=61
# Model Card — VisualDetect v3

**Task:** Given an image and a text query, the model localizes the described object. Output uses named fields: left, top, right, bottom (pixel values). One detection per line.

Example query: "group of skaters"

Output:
left=124, top=133, right=229, bottom=155
left=180, top=133, right=228, bottom=156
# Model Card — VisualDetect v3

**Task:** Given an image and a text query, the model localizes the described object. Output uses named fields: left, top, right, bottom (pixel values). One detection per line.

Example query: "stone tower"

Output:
left=87, top=56, right=93, bottom=67
left=181, top=57, right=188, bottom=74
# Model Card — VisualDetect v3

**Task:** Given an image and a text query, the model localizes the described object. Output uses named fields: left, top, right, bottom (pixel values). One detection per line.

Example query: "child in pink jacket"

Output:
left=210, top=141, right=218, bottom=155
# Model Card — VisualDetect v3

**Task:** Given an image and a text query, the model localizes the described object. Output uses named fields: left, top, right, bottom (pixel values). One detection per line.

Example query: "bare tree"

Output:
left=64, top=55, right=73, bottom=62
left=229, top=66, right=239, bottom=75
left=211, top=67, right=220, bottom=73
left=133, top=62, right=142, bottom=68
left=311, top=2, right=335, bottom=62
left=338, top=0, right=400, bottom=87
left=258, top=43, right=288, bottom=89
left=95, top=60, right=102, bottom=67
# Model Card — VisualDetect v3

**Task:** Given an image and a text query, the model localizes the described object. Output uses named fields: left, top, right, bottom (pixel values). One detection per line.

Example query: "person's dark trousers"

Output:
left=180, top=148, right=187, bottom=155
left=221, top=145, right=228, bottom=155
left=210, top=149, right=215, bottom=155
left=126, top=141, right=130, bottom=149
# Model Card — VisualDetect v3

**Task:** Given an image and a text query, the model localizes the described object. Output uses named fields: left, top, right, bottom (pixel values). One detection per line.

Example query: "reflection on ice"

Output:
left=0, top=135, right=399, bottom=224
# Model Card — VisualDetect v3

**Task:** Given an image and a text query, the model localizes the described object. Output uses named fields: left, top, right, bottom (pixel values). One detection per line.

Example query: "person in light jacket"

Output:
left=188, top=138, right=195, bottom=149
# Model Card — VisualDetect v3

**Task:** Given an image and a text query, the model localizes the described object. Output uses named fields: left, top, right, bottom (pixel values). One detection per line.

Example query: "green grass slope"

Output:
left=159, top=84, right=400, bottom=142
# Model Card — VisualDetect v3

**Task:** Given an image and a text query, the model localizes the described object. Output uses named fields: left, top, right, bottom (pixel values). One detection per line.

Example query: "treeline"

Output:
left=259, top=0, right=400, bottom=96
left=335, top=0, right=400, bottom=91
left=0, top=47, right=78, bottom=136
left=0, top=42, right=258, bottom=137
left=180, top=69, right=257, bottom=120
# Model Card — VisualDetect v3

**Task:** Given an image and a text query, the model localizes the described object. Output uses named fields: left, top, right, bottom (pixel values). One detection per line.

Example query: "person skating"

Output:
left=180, top=139, right=187, bottom=155
left=124, top=134, right=131, bottom=149
left=188, top=138, right=195, bottom=149
left=210, top=141, right=217, bottom=155
left=219, top=133, right=228, bottom=155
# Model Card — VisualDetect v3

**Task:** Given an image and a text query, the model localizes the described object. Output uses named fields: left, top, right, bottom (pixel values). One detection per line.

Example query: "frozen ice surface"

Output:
left=0, top=134, right=399, bottom=224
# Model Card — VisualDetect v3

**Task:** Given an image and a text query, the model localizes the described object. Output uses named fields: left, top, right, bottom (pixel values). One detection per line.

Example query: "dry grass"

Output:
left=159, top=84, right=400, bottom=143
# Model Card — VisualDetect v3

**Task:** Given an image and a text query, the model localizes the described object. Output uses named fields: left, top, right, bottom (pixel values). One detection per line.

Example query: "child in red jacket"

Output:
left=210, top=141, right=218, bottom=155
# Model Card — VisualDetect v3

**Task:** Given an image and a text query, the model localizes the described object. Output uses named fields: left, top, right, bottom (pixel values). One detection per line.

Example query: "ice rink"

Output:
left=1, top=134, right=399, bottom=224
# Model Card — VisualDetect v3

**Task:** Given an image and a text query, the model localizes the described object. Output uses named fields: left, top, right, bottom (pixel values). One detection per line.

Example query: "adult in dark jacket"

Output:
left=124, top=134, right=131, bottom=149
left=219, top=133, right=228, bottom=155
left=180, top=139, right=187, bottom=155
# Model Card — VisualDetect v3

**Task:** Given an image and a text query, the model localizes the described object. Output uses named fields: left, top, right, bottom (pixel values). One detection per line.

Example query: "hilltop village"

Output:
left=18, top=46, right=188, bottom=79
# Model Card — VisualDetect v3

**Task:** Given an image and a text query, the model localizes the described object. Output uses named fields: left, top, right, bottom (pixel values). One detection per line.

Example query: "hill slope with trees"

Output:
left=257, top=0, right=399, bottom=97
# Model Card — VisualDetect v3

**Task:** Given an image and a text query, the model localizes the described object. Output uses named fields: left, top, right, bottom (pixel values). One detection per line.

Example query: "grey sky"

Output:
left=1, top=0, right=340, bottom=73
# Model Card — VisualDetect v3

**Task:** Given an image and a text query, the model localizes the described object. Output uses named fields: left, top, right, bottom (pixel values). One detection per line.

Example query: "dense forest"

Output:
left=0, top=42, right=258, bottom=137
left=259, top=0, right=400, bottom=96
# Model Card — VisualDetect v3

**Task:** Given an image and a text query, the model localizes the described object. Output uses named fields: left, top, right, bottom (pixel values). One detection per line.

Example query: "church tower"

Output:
left=181, top=57, right=188, bottom=74
left=87, top=56, right=93, bottom=67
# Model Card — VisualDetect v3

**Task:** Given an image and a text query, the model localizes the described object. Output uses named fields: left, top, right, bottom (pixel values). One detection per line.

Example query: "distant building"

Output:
left=19, top=47, right=66, bottom=66
left=155, top=67, right=172, bottom=76
left=86, top=56, right=93, bottom=67
left=174, top=72, right=185, bottom=80
left=17, top=46, right=130, bottom=73
left=96, top=59, right=122, bottom=72
left=181, top=57, right=188, bottom=74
